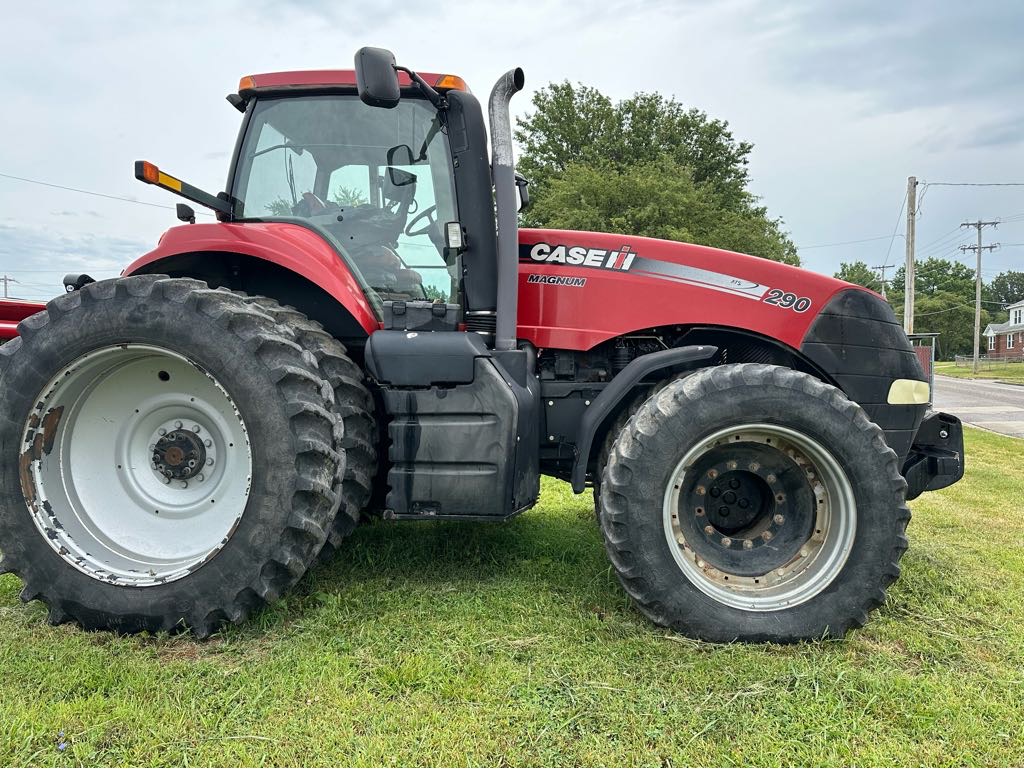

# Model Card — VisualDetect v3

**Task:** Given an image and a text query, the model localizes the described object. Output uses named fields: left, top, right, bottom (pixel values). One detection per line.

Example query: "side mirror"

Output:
left=515, top=172, right=531, bottom=212
left=386, top=144, right=417, bottom=187
left=354, top=47, right=401, bottom=108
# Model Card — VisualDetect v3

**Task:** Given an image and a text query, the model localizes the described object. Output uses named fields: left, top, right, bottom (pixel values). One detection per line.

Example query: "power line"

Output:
left=922, top=182, right=1024, bottom=187
left=0, top=171, right=212, bottom=214
left=797, top=234, right=896, bottom=250
left=916, top=303, right=975, bottom=317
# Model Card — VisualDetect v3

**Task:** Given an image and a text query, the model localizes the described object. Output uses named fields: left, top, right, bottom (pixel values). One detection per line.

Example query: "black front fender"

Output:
left=570, top=344, right=718, bottom=492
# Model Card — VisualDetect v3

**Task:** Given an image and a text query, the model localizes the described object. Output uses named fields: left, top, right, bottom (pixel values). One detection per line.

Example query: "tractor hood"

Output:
left=516, top=228, right=867, bottom=352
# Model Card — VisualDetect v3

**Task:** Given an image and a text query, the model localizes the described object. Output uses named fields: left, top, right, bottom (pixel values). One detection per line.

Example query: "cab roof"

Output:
left=238, top=70, right=465, bottom=95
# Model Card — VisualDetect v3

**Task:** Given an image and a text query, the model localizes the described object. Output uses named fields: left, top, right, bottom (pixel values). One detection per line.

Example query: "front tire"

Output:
left=599, top=363, right=909, bottom=642
left=0, top=277, right=340, bottom=636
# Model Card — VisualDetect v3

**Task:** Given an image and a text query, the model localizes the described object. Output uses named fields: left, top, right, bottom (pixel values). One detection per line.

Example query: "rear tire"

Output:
left=599, top=363, right=909, bottom=642
left=0, top=277, right=340, bottom=636
left=235, top=296, right=377, bottom=559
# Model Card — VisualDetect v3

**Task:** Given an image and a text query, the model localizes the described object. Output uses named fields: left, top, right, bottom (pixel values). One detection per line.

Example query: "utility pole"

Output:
left=0, top=275, right=16, bottom=299
left=872, top=263, right=893, bottom=300
left=960, top=220, right=999, bottom=375
left=904, top=176, right=917, bottom=334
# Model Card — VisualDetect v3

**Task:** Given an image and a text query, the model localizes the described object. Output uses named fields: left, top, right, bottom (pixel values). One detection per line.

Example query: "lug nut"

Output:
left=762, top=531, right=773, bottom=541
left=158, top=428, right=167, bottom=436
left=727, top=461, right=738, bottom=470
left=697, top=485, right=706, bottom=495
left=193, top=425, right=201, bottom=433
left=721, top=537, right=732, bottom=547
left=161, top=477, right=170, bottom=485
left=766, top=474, right=776, bottom=483
left=749, top=462, right=760, bottom=472
left=205, top=439, right=213, bottom=448
left=704, top=525, right=715, bottom=535
left=207, top=458, right=214, bottom=466
left=175, top=421, right=183, bottom=429
left=743, top=539, right=753, bottom=549
left=707, top=469, right=718, bottom=479
left=773, top=514, right=785, bottom=525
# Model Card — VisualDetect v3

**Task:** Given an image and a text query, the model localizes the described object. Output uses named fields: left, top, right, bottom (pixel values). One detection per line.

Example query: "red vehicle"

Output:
left=0, top=48, right=963, bottom=642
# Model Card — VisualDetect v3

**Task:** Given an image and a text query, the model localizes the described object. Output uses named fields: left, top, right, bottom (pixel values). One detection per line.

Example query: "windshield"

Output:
left=232, top=95, right=458, bottom=304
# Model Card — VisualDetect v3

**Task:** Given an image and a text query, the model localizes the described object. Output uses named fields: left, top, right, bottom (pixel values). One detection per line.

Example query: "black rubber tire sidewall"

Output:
left=599, top=364, right=908, bottom=642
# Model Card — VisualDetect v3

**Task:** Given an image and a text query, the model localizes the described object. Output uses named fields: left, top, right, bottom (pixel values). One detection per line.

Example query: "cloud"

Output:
left=0, top=224, right=147, bottom=299
left=753, top=0, right=1024, bottom=148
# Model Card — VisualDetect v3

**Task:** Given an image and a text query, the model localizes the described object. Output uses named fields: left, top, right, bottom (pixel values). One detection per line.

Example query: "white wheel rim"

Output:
left=663, top=423, right=857, bottom=612
left=21, top=344, right=253, bottom=586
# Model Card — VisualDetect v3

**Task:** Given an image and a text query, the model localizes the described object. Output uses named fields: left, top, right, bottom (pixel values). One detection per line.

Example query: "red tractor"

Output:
left=0, top=49, right=963, bottom=642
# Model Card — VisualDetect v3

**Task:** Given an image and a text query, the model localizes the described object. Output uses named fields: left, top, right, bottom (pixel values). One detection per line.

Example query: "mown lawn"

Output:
left=935, top=360, right=1024, bottom=384
left=1, top=427, right=1023, bottom=766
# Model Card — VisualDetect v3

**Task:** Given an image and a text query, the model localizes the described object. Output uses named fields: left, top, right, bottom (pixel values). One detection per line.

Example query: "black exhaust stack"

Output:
left=488, top=67, right=525, bottom=351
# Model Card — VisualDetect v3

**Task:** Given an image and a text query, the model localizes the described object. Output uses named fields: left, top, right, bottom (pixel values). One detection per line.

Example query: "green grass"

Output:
left=2, top=427, right=1024, bottom=766
left=935, top=360, right=1024, bottom=383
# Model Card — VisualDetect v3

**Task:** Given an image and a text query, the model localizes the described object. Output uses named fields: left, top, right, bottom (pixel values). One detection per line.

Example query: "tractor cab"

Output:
left=229, top=82, right=460, bottom=306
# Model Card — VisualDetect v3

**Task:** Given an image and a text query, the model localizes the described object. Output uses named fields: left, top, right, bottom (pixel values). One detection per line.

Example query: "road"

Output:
left=932, top=375, right=1024, bottom=438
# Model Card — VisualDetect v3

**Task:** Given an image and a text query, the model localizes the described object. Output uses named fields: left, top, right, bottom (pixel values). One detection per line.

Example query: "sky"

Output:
left=0, top=0, right=1022, bottom=300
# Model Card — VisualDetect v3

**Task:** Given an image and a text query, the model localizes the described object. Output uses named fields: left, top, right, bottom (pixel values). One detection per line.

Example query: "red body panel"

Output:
left=517, top=229, right=859, bottom=351
left=0, top=299, right=46, bottom=341
left=44, top=220, right=863, bottom=358
left=122, top=223, right=379, bottom=335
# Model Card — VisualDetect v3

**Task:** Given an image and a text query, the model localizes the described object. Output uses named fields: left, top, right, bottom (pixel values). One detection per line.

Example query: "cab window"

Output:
left=232, top=95, right=458, bottom=305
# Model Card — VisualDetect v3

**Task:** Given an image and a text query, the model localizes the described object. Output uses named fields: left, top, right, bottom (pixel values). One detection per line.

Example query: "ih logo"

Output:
left=526, top=242, right=638, bottom=271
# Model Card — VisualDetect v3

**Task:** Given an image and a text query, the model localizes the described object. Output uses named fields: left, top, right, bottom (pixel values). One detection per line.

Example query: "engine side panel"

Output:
left=517, top=228, right=855, bottom=352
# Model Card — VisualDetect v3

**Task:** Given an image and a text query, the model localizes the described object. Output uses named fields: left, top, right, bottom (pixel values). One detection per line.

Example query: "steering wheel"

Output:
left=404, top=205, right=437, bottom=238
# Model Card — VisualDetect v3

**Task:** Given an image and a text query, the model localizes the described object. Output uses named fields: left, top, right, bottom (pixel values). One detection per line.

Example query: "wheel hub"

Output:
left=664, top=424, right=857, bottom=611
left=153, top=427, right=207, bottom=481
left=679, top=442, right=814, bottom=577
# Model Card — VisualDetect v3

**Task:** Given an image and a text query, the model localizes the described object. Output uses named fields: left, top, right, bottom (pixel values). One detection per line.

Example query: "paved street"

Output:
left=932, top=375, right=1024, bottom=438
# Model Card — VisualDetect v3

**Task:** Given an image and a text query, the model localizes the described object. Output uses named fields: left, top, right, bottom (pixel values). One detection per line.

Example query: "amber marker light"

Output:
left=434, top=74, right=468, bottom=91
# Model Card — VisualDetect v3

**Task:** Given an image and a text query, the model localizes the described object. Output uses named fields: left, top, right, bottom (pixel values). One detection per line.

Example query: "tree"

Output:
left=515, top=82, right=798, bottom=264
left=891, top=291, right=991, bottom=359
left=526, top=158, right=799, bottom=265
left=834, top=261, right=881, bottom=292
left=889, top=257, right=977, bottom=304
left=989, top=270, right=1024, bottom=309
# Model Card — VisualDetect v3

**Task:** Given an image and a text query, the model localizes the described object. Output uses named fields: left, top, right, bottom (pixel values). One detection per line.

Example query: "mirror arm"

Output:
left=394, top=65, right=446, bottom=110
